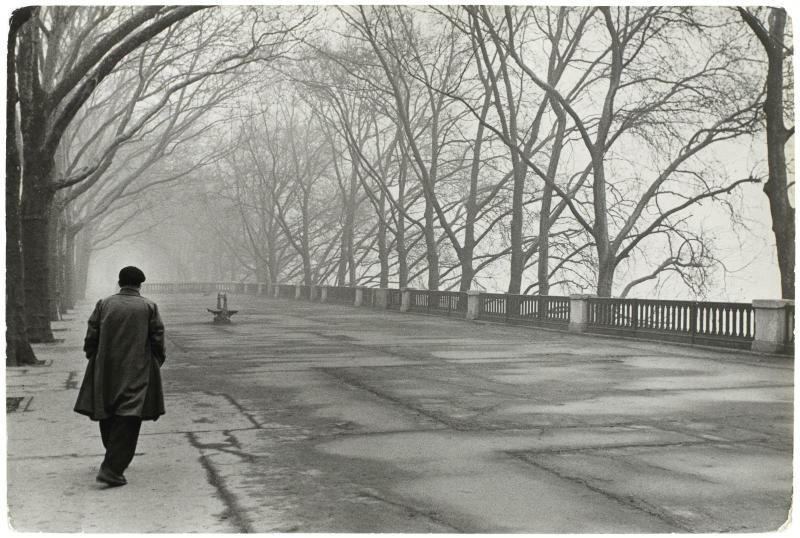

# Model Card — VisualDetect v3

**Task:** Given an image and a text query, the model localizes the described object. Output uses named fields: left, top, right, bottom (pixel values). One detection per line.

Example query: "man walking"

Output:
left=74, top=266, right=166, bottom=487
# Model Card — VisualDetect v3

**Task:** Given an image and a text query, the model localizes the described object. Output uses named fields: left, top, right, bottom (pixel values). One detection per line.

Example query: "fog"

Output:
left=18, top=5, right=796, bottom=310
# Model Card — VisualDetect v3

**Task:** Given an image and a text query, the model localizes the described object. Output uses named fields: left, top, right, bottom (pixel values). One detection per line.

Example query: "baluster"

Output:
left=707, top=305, right=714, bottom=335
left=674, top=304, right=680, bottom=332
left=722, top=306, right=728, bottom=336
left=681, top=305, right=687, bottom=333
left=650, top=303, right=661, bottom=330
left=735, top=307, right=742, bottom=338
left=742, top=307, right=749, bottom=338
left=736, top=307, right=746, bottom=337
left=719, top=306, right=730, bottom=336
left=742, top=306, right=748, bottom=338
left=621, top=301, right=627, bottom=328
left=720, top=306, right=726, bottom=336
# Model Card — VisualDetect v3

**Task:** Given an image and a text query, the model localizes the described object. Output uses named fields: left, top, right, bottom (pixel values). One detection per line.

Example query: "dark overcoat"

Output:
left=74, top=287, right=166, bottom=421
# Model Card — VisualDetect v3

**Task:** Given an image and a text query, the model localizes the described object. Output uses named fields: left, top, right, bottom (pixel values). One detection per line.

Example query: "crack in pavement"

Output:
left=613, top=383, right=794, bottom=393
left=506, top=451, right=692, bottom=532
left=505, top=437, right=735, bottom=456
left=203, top=391, right=262, bottom=429
left=186, top=431, right=253, bottom=533
left=9, top=453, right=110, bottom=461
left=356, top=489, right=466, bottom=532
left=317, top=367, right=467, bottom=430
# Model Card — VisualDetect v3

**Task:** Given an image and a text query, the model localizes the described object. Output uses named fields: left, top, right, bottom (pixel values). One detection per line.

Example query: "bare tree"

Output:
left=474, top=6, right=762, bottom=296
left=14, top=6, right=206, bottom=344
left=738, top=7, right=794, bottom=299
left=7, top=7, right=38, bottom=365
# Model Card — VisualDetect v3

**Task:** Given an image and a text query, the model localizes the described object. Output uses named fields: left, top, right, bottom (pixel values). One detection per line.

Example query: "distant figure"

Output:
left=74, top=266, right=166, bottom=487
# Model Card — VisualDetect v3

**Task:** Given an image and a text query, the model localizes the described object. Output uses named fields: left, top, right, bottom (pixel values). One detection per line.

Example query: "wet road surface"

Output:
left=7, top=293, right=793, bottom=532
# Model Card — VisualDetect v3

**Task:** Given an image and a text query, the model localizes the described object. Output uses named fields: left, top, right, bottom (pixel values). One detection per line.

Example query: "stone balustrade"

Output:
left=139, top=281, right=794, bottom=356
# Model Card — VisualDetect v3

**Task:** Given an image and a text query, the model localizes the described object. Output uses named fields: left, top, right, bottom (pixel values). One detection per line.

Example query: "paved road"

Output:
left=7, top=293, right=793, bottom=532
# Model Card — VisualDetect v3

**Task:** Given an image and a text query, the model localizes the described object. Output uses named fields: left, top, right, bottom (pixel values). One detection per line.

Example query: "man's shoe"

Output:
left=96, top=467, right=127, bottom=487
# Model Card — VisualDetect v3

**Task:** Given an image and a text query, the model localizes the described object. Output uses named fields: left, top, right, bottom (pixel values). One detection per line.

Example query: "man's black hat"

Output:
left=119, top=266, right=146, bottom=287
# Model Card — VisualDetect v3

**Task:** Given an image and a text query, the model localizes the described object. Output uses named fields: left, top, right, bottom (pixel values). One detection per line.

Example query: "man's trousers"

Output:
left=99, top=415, right=142, bottom=475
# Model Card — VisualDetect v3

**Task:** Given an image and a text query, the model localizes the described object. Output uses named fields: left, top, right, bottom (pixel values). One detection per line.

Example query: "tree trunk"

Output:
left=21, top=153, right=56, bottom=342
left=422, top=118, right=441, bottom=292
left=507, top=160, right=526, bottom=294
left=73, top=229, right=91, bottom=302
left=48, top=208, right=62, bottom=321
left=459, top=202, right=476, bottom=293
left=18, top=18, right=55, bottom=342
left=424, top=201, right=439, bottom=290
left=537, top=99, right=567, bottom=296
left=63, top=228, right=77, bottom=309
left=460, top=95, right=488, bottom=293
left=6, top=7, right=38, bottom=365
left=302, top=253, right=312, bottom=287
left=336, top=229, right=348, bottom=286
left=267, top=223, right=279, bottom=289
left=536, top=212, right=551, bottom=296
left=347, top=160, right=358, bottom=286
left=378, top=189, right=389, bottom=288
left=397, top=152, right=408, bottom=288
left=596, top=257, right=616, bottom=297
left=738, top=7, right=794, bottom=299
left=762, top=9, right=794, bottom=299
left=460, top=249, right=474, bottom=293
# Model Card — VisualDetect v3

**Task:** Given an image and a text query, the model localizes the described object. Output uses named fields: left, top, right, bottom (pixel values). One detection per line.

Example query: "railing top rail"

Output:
left=587, top=297, right=753, bottom=308
left=482, top=292, right=570, bottom=299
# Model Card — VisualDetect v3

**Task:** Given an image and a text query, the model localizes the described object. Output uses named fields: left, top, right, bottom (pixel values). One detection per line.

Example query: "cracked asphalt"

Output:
left=6, top=293, right=794, bottom=532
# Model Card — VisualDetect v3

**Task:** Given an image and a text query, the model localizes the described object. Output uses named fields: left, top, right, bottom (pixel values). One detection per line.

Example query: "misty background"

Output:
left=13, top=6, right=795, bottom=310
left=76, top=6, right=791, bottom=303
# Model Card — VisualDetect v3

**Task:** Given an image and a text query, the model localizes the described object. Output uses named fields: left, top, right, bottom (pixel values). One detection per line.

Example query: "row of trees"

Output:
left=7, top=6, right=309, bottom=364
left=202, top=6, right=792, bottom=295
left=7, top=6, right=793, bottom=366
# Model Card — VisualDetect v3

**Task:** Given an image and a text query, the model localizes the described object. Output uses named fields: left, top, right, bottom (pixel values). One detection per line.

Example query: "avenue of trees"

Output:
left=7, top=6, right=794, bottom=365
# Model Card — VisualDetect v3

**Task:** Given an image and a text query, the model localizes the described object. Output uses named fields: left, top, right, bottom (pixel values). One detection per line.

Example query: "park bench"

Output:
left=207, top=292, right=238, bottom=324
